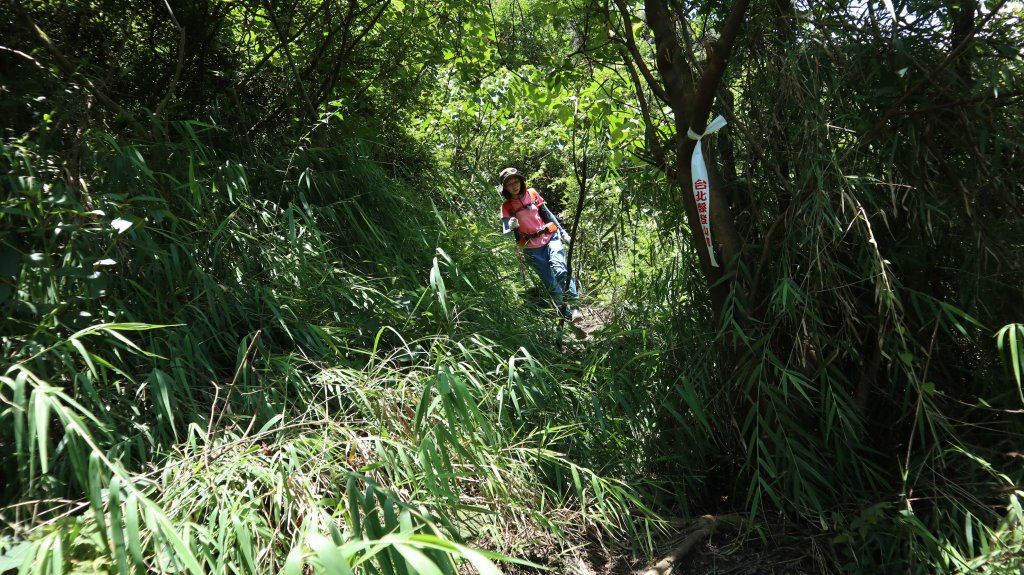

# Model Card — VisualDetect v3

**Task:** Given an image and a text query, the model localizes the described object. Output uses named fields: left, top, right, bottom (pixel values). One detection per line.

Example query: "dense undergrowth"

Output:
left=4, top=112, right=1022, bottom=574
left=3, top=1, right=1024, bottom=574
left=0, top=116, right=670, bottom=573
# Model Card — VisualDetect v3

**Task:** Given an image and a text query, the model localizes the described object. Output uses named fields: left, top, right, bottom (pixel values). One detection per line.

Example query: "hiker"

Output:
left=498, top=167, right=581, bottom=322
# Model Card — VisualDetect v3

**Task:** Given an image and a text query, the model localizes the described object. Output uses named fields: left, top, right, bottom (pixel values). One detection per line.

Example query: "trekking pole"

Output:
left=564, top=133, right=590, bottom=317
left=516, top=244, right=528, bottom=282
left=557, top=120, right=591, bottom=346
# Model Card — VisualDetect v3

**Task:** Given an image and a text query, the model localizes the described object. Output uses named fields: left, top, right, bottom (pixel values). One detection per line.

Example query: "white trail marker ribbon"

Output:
left=687, top=115, right=728, bottom=268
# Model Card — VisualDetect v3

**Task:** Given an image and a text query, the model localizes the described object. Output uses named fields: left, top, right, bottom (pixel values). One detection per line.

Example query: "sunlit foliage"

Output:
left=2, top=0, right=1023, bottom=573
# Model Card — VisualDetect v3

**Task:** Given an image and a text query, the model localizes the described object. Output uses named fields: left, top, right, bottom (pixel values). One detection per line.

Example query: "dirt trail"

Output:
left=571, top=304, right=613, bottom=338
left=558, top=522, right=829, bottom=575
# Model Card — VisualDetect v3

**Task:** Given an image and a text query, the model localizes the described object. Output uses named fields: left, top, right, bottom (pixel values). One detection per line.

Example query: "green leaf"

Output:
left=232, top=515, right=256, bottom=573
left=88, top=452, right=109, bottom=549
left=149, top=369, right=179, bottom=440
left=149, top=506, right=205, bottom=575
left=429, top=256, right=448, bottom=319
left=282, top=543, right=305, bottom=575
left=997, top=324, right=1024, bottom=404
left=309, top=534, right=353, bottom=575
left=393, top=543, right=444, bottom=575
left=108, top=476, right=130, bottom=575
left=124, top=493, right=146, bottom=569
left=32, top=389, right=50, bottom=474
left=0, top=542, right=33, bottom=572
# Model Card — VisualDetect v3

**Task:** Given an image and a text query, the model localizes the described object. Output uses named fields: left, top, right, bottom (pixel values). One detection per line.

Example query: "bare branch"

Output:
left=155, top=0, right=187, bottom=116
left=620, top=50, right=670, bottom=176
left=644, top=0, right=696, bottom=116
left=263, top=0, right=319, bottom=120
left=685, top=0, right=751, bottom=137
left=0, top=44, right=45, bottom=69
left=611, top=0, right=669, bottom=105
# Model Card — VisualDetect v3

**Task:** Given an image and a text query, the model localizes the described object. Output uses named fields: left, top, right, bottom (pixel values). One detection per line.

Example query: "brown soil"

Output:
left=569, top=527, right=832, bottom=575
left=496, top=517, right=834, bottom=575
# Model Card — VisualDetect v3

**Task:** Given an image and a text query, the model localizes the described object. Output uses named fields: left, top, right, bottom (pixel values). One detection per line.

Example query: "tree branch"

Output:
left=620, top=51, right=670, bottom=176
left=237, top=0, right=330, bottom=89
left=264, top=0, right=319, bottom=120
left=0, top=44, right=44, bottom=69
left=611, top=0, right=669, bottom=105
left=644, top=0, right=696, bottom=115
left=558, top=114, right=591, bottom=342
left=855, top=0, right=1010, bottom=148
left=684, top=0, right=751, bottom=138
left=902, top=90, right=1022, bottom=116
left=311, top=0, right=363, bottom=105
left=316, top=0, right=391, bottom=104
left=10, top=0, right=141, bottom=130
left=155, top=0, right=186, bottom=116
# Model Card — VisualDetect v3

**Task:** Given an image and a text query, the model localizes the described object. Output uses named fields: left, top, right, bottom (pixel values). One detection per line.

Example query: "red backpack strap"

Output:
left=507, top=192, right=536, bottom=216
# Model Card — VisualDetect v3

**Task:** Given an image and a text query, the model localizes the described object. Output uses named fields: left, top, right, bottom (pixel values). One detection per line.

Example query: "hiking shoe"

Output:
left=561, top=305, right=582, bottom=322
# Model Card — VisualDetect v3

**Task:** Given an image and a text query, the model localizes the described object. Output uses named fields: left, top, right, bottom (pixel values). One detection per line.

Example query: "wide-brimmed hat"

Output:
left=497, top=167, right=525, bottom=198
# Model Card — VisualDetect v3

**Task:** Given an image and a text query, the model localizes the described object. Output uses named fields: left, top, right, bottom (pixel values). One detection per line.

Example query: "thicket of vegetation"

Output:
left=2, top=0, right=1022, bottom=573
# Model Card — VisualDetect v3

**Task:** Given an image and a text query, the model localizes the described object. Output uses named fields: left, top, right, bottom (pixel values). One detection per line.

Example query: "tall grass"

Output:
left=1, top=116, right=668, bottom=573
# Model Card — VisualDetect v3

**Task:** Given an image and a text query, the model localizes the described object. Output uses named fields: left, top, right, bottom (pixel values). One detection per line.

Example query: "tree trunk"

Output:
left=643, top=0, right=750, bottom=327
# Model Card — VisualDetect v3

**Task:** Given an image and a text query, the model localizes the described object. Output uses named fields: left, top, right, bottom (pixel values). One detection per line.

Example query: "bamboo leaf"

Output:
left=232, top=515, right=256, bottom=573
left=308, top=534, right=353, bottom=575
left=88, top=452, right=109, bottom=550
left=149, top=506, right=205, bottom=575
left=124, top=493, right=146, bottom=569
left=31, top=389, right=50, bottom=475
left=108, top=476, right=130, bottom=575
left=429, top=257, right=448, bottom=319
left=0, top=542, right=33, bottom=572
left=281, top=543, right=305, bottom=575
left=393, top=543, right=444, bottom=575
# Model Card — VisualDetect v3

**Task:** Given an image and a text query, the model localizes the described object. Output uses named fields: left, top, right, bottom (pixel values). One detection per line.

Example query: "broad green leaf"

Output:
left=308, top=534, right=353, bottom=575
left=281, top=543, right=305, bottom=575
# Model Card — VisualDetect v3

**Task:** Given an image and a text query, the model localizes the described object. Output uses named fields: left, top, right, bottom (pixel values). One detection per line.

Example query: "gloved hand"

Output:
left=508, top=217, right=519, bottom=229
left=563, top=233, right=572, bottom=245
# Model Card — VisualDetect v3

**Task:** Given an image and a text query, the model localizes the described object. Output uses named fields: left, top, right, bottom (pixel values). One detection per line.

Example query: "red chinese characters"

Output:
left=694, top=180, right=713, bottom=247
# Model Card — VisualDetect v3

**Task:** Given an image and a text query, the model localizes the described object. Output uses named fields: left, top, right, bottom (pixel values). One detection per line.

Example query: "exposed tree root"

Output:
left=641, top=514, right=745, bottom=575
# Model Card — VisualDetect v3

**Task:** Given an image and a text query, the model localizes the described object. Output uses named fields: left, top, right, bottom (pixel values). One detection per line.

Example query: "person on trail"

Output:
left=497, top=167, right=581, bottom=322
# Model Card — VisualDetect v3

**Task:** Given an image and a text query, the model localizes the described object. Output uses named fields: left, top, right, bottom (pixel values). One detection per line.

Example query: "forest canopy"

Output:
left=2, top=0, right=1023, bottom=573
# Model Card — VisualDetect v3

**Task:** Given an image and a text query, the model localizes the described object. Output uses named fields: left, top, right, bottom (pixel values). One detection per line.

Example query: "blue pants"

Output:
left=524, top=233, right=578, bottom=310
